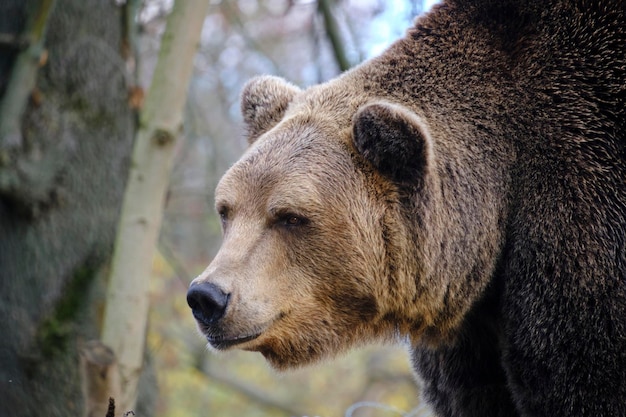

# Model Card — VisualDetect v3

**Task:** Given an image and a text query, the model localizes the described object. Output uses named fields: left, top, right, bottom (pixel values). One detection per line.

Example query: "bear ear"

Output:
left=352, top=102, right=432, bottom=186
left=240, top=75, right=302, bottom=144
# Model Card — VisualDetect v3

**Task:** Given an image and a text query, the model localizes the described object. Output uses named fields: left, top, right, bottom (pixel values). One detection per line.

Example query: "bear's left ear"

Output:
left=352, top=102, right=432, bottom=186
left=240, top=75, right=302, bottom=144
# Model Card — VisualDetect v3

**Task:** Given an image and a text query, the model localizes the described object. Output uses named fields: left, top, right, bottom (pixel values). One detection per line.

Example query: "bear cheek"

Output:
left=256, top=293, right=374, bottom=370
left=228, top=270, right=286, bottom=332
left=255, top=304, right=334, bottom=370
left=251, top=256, right=375, bottom=367
left=246, top=203, right=383, bottom=366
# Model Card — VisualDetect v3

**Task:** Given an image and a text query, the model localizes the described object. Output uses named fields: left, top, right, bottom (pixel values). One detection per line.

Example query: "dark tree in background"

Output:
left=0, top=0, right=154, bottom=416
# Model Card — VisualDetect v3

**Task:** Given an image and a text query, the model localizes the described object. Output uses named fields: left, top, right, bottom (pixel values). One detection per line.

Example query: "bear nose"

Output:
left=187, top=282, right=230, bottom=325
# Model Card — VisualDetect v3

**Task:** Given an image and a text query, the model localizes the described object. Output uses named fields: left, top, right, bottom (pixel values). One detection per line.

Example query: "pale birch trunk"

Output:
left=100, top=0, right=210, bottom=412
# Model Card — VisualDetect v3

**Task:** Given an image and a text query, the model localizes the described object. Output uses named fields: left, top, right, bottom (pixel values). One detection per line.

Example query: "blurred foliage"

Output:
left=141, top=0, right=437, bottom=416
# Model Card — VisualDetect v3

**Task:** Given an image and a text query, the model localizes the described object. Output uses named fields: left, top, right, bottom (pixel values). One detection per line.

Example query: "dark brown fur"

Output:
left=189, top=1, right=625, bottom=416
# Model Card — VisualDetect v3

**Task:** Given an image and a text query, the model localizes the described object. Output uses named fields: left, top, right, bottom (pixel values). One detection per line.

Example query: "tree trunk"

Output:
left=0, top=1, right=157, bottom=416
left=100, top=0, right=210, bottom=412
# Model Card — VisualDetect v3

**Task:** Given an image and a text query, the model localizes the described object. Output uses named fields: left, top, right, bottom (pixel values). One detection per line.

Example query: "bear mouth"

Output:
left=206, top=332, right=261, bottom=350
left=199, top=312, right=286, bottom=350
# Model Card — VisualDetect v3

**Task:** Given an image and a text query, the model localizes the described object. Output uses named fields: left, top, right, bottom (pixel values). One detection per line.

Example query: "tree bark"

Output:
left=0, top=0, right=56, bottom=146
left=100, top=0, right=210, bottom=412
left=0, top=0, right=58, bottom=212
left=0, top=1, right=153, bottom=416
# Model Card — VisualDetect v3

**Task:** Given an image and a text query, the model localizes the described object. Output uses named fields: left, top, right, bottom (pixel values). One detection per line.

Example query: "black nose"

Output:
left=187, top=282, right=229, bottom=325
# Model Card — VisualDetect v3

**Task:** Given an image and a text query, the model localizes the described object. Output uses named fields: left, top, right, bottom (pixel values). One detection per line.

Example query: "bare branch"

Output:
left=317, top=0, right=351, bottom=72
left=0, top=0, right=56, bottom=146
left=197, top=361, right=307, bottom=417
left=220, top=1, right=285, bottom=77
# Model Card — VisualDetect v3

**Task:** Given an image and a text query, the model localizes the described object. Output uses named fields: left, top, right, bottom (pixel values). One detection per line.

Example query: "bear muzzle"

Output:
left=187, top=281, right=273, bottom=350
left=187, top=281, right=230, bottom=325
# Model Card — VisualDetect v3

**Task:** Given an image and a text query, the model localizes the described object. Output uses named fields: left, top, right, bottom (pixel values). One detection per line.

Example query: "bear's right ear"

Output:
left=352, top=101, right=432, bottom=186
left=240, top=75, right=301, bottom=144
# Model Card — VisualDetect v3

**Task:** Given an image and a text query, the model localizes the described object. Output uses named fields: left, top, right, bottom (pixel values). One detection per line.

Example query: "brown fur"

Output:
left=192, top=66, right=508, bottom=364
left=189, top=1, right=625, bottom=415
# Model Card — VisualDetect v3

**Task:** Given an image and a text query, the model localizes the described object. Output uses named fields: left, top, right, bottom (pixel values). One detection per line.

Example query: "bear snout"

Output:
left=187, top=282, right=230, bottom=326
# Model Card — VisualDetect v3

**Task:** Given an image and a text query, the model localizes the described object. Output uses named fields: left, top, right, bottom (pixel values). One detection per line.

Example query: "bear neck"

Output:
left=333, top=20, right=515, bottom=346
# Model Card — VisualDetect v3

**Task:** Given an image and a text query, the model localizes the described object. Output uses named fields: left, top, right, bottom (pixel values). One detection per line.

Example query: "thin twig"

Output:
left=106, top=398, right=115, bottom=417
left=157, top=237, right=192, bottom=286
left=317, top=0, right=351, bottom=71
left=220, top=1, right=285, bottom=77
left=0, top=0, right=56, bottom=145
left=199, top=363, right=307, bottom=417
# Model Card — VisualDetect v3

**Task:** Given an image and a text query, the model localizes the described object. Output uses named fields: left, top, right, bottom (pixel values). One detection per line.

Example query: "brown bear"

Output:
left=187, top=0, right=626, bottom=416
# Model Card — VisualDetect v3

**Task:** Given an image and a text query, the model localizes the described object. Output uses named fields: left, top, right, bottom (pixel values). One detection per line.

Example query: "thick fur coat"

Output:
left=188, top=1, right=626, bottom=416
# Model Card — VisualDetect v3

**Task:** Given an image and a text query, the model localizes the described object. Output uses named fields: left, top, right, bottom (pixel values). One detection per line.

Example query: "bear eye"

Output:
left=276, top=212, right=308, bottom=228
left=217, top=205, right=229, bottom=225
left=285, top=215, right=302, bottom=226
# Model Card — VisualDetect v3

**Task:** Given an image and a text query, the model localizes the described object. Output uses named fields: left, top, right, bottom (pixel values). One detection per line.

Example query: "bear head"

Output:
left=187, top=75, right=462, bottom=370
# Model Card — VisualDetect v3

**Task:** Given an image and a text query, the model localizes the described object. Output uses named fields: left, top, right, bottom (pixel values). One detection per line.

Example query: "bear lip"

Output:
left=200, top=312, right=286, bottom=350
left=206, top=332, right=261, bottom=350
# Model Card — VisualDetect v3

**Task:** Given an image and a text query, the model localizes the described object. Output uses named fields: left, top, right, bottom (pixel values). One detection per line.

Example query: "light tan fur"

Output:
left=191, top=64, right=507, bottom=367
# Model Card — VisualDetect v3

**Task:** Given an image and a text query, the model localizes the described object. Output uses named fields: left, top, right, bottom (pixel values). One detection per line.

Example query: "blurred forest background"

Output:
left=0, top=0, right=437, bottom=416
